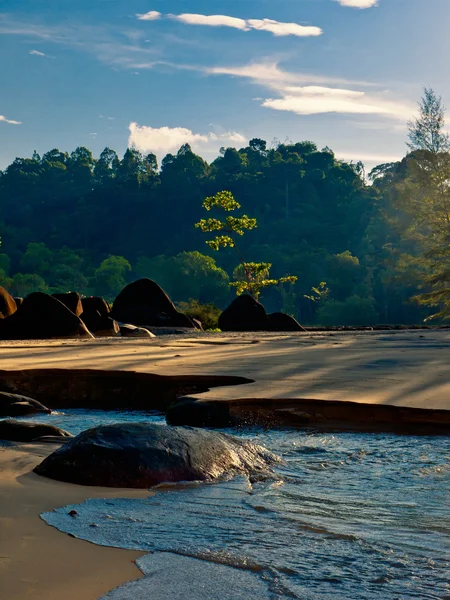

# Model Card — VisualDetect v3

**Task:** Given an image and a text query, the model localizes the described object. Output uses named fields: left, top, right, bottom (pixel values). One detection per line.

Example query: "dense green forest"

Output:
left=1, top=91, right=449, bottom=326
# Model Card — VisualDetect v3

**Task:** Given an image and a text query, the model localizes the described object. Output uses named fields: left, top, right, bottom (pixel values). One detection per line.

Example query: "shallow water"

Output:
left=34, top=411, right=450, bottom=599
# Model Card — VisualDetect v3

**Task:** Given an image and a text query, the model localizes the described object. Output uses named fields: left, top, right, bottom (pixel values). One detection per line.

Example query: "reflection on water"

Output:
left=37, top=411, right=450, bottom=599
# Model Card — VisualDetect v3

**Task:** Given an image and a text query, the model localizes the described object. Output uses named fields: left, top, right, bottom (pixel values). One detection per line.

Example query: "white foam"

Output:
left=101, top=552, right=272, bottom=600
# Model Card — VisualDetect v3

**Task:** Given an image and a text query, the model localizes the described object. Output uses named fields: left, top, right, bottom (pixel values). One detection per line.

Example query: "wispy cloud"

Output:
left=336, top=0, right=378, bottom=8
left=204, top=60, right=413, bottom=121
left=29, top=49, right=46, bottom=56
left=204, top=60, right=373, bottom=88
left=128, top=122, right=245, bottom=156
left=0, top=15, right=161, bottom=70
left=0, top=115, right=21, bottom=125
left=138, top=12, right=323, bottom=38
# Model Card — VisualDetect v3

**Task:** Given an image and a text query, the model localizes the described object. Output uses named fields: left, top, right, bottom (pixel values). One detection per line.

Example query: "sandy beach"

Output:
left=0, top=442, right=148, bottom=600
left=1, top=330, right=450, bottom=599
left=0, top=329, right=449, bottom=409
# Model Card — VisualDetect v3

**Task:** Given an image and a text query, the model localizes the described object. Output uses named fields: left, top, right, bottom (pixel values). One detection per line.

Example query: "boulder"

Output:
left=0, top=286, right=17, bottom=319
left=268, top=312, right=306, bottom=332
left=52, top=292, right=83, bottom=317
left=166, top=397, right=233, bottom=428
left=0, top=292, right=94, bottom=340
left=120, top=324, right=155, bottom=338
left=34, top=423, right=279, bottom=488
left=218, top=295, right=269, bottom=332
left=111, top=279, right=195, bottom=328
left=80, top=297, right=119, bottom=337
left=0, top=391, right=51, bottom=417
left=0, top=419, right=73, bottom=442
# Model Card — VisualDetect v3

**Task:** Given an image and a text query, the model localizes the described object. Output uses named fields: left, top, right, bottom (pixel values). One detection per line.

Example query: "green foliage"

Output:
left=136, top=251, right=229, bottom=306
left=408, top=88, right=450, bottom=154
left=304, top=282, right=330, bottom=303
left=94, top=255, right=131, bottom=299
left=10, top=273, right=48, bottom=297
left=393, top=88, right=450, bottom=319
left=195, top=191, right=257, bottom=251
left=196, top=191, right=297, bottom=299
left=316, top=295, right=379, bottom=326
left=0, top=128, right=442, bottom=325
left=176, top=299, right=222, bottom=330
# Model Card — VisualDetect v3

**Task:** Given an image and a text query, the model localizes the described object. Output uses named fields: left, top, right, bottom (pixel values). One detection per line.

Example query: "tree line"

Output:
left=0, top=88, right=448, bottom=326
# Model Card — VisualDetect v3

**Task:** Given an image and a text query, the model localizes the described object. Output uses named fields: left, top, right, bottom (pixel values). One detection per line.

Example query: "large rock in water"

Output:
left=218, top=295, right=269, bottom=332
left=0, top=292, right=93, bottom=340
left=34, top=423, right=279, bottom=488
left=0, top=391, right=51, bottom=417
left=111, top=279, right=195, bottom=328
left=0, top=286, right=17, bottom=319
left=80, top=297, right=119, bottom=336
left=0, top=419, right=73, bottom=442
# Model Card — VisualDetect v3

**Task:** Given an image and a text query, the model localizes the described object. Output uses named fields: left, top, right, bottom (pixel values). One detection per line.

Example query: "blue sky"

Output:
left=0, top=0, right=448, bottom=170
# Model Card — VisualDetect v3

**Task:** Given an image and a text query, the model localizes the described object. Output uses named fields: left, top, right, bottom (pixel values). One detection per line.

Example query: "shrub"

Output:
left=177, top=299, right=222, bottom=330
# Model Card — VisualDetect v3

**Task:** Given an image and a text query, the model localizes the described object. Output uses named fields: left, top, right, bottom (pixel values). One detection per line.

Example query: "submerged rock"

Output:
left=34, top=423, right=279, bottom=488
left=0, top=419, right=73, bottom=442
left=166, top=397, right=233, bottom=428
left=0, top=391, right=51, bottom=417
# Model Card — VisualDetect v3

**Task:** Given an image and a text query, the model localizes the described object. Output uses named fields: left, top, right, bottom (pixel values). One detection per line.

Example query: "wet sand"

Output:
left=0, top=442, right=147, bottom=600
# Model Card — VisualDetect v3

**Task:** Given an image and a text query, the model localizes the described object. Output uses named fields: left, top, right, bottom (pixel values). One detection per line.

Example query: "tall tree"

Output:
left=402, top=88, right=450, bottom=318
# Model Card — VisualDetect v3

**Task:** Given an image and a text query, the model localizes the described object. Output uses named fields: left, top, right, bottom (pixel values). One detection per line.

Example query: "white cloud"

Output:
left=171, top=14, right=249, bottom=31
left=336, top=0, right=378, bottom=8
left=128, top=122, right=246, bottom=156
left=136, top=11, right=161, bottom=21
left=262, top=86, right=412, bottom=119
left=0, top=115, right=21, bottom=125
left=247, top=19, right=322, bottom=37
left=29, top=49, right=46, bottom=56
left=139, top=12, right=322, bottom=38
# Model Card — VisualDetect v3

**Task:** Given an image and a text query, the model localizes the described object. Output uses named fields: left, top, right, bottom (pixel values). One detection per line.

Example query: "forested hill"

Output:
left=0, top=139, right=431, bottom=325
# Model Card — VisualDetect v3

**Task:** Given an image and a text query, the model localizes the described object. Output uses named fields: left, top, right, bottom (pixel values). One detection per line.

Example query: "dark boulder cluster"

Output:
left=219, top=295, right=305, bottom=333
left=0, top=278, right=305, bottom=341
left=0, top=279, right=200, bottom=341
left=0, top=291, right=93, bottom=340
